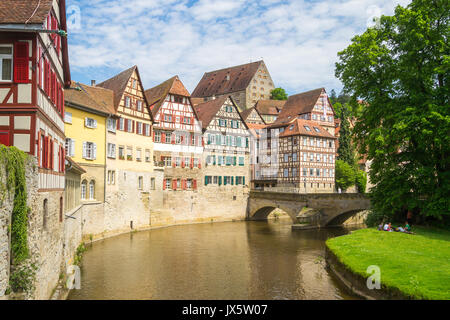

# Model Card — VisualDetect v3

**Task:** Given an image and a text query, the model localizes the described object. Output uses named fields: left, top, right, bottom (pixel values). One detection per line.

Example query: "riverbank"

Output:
left=326, top=226, right=450, bottom=300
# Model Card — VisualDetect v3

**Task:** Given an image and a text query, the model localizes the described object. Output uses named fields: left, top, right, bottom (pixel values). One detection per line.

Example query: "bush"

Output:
left=365, top=209, right=389, bottom=228
left=355, top=170, right=367, bottom=193
left=335, top=160, right=356, bottom=191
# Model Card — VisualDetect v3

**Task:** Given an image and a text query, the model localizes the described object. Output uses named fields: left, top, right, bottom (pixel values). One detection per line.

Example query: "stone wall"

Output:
left=0, top=159, right=13, bottom=298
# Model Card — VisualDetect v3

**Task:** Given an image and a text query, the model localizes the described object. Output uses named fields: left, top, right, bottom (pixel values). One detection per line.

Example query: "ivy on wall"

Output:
left=0, top=145, right=33, bottom=293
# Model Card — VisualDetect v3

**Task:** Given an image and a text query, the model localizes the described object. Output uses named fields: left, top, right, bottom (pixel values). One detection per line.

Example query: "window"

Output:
left=132, top=79, right=137, bottom=89
left=323, top=154, right=327, bottom=163
left=313, top=127, right=320, bottom=133
left=127, top=119, right=133, bottom=133
left=239, top=157, right=244, bottom=166
left=186, top=179, right=193, bottom=189
left=145, top=124, right=150, bottom=136
left=81, top=180, right=87, bottom=200
left=303, top=168, right=307, bottom=176
left=154, top=131, right=161, bottom=143
left=163, top=156, right=172, bottom=167
left=175, top=157, right=181, bottom=167
left=64, top=112, right=72, bottom=124
left=125, top=96, right=131, bottom=108
left=119, top=146, right=125, bottom=160
left=150, top=178, right=155, bottom=190
left=165, top=133, right=171, bottom=144
left=304, top=125, right=311, bottom=131
left=164, top=114, right=172, bottom=122
left=310, top=168, right=314, bottom=176
left=183, top=117, right=191, bottom=124
left=293, top=168, right=297, bottom=177
left=85, top=118, right=97, bottom=128
left=65, top=138, right=75, bottom=157
left=82, top=142, right=96, bottom=160
left=107, top=118, right=116, bottom=132
left=284, top=154, right=289, bottom=162
left=138, top=176, right=143, bottom=190
left=119, top=118, right=125, bottom=131
left=317, top=154, right=321, bottom=162
left=89, top=181, right=95, bottom=199
left=145, top=149, right=151, bottom=162
left=107, top=143, right=116, bottom=158
left=284, top=169, right=289, bottom=177
left=126, top=146, right=132, bottom=160
left=316, top=169, right=321, bottom=177
left=303, top=153, right=307, bottom=162
left=0, top=45, right=13, bottom=81
left=136, top=148, right=142, bottom=161
left=107, top=170, right=115, bottom=185
left=137, top=100, right=142, bottom=112
left=293, top=152, right=298, bottom=161
left=137, top=122, right=143, bottom=135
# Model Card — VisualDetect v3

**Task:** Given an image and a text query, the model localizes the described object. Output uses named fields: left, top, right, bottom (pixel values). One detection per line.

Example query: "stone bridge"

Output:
left=247, top=191, right=371, bottom=227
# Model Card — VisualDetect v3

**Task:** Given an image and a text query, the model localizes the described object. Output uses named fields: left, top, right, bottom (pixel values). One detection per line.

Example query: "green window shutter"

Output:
left=231, top=176, right=234, bottom=185
left=219, top=176, right=222, bottom=186
left=224, top=176, right=227, bottom=186
left=233, top=157, right=237, bottom=166
left=243, top=176, right=245, bottom=185
left=213, top=155, right=216, bottom=165
left=236, top=176, right=239, bottom=185
left=205, top=176, right=208, bottom=186
left=246, top=137, right=249, bottom=148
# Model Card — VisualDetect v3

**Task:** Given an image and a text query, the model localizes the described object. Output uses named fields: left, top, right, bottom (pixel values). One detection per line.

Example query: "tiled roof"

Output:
left=144, top=76, right=191, bottom=117
left=66, top=156, right=86, bottom=174
left=65, top=81, right=115, bottom=116
left=0, top=0, right=53, bottom=24
left=273, top=88, right=324, bottom=125
left=97, top=66, right=136, bottom=111
left=254, top=100, right=286, bottom=115
left=194, top=96, right=249, bottom=131
left=240, top=107, right=265, bottom=124
left=192, top=61, right=263, bottom=98
left=279, top=119, right=336, bottom=139
left=190, top=97, right=205, bottom=106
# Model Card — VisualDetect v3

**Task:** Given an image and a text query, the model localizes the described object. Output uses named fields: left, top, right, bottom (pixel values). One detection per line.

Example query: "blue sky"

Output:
left=66, top=0, right=410, bottom=96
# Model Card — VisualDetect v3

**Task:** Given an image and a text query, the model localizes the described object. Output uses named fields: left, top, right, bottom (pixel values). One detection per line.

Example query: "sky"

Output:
left=66, top=0, right=411, bottom=96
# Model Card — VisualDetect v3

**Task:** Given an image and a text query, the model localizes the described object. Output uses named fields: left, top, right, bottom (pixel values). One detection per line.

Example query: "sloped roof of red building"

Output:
left=279, top=119, right=336, bottom=139
left=0, top=0, right=53, bottom=24
left=254, top=100, right=286, bottom=115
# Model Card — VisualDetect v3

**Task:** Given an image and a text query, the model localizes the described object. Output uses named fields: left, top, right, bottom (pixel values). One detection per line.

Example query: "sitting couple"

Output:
left=378, top=222, right=412, bottom=233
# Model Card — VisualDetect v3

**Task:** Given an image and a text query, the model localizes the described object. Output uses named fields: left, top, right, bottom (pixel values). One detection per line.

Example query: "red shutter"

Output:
left=50, top=139, right=54, bottom=170
left=51, top=16, right=57, bottom=41
left=198, top=160, right=202, bottom=169
left=14, top=42, right=29, bottom=83
left=193, top=180, right=197, bottom=190
left=61, top=86, right=65, bottom=116
left=172, top=161, right=176, bottom=168
left=173, top=180, right=177, bottom=190
left=190, top=158, right=194, bottom=169
left=181, top=159, right=185, bottom=168
left=163, top=179, right=166, bottom=190
left=124, top=119, right=128, bottom=132
left=152, top=129, right=155, bottom=141
left=133, top=121, right=135, bottom=133
left=0, top=131, right=10, bottom=147
left=43, top=137, right=48, bottom=168
left=182, top=180, right=186, bottom=190
left=161, top=132, right=166, bottom=143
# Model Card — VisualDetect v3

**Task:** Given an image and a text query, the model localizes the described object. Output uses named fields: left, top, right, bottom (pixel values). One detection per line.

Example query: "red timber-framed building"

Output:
left=0, top=0, right=70, bottom=193
left=144, top=76, right=203, bottom=191
left=254, top=88, right=339, bottom=193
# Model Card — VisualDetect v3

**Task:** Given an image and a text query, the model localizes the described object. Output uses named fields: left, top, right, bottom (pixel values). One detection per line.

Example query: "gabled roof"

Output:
left=65, top=81, right=115, bottom=116
left=192, top=61, right=264, bottom=98
left=194, top=96, right=249, bottom=131
left=279, top=119, right=336, bottom=139
left=273, top=88, right=325, bottom=125
left=254, top=100, right=286, bottom=116
left=240, top=107, right=266, bottom=124
left=97, top=65, right=154, bottom=121
left=144, top=76, right=191, bottom=117
left=0, top=0, right=53, bottom=24
left=66, top=156, right=86, bottom=174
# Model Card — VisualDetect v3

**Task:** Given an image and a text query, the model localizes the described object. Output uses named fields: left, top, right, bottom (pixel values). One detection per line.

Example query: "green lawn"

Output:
left=326, top=226, right=450, bottom=300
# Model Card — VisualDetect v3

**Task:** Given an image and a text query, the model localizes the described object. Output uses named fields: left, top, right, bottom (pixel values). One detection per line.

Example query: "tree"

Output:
left=335, top=160, right=356, bottom=191
left=355, top=170, right=368, bottom=193
left=270, top=88, right=288, bottom=100
left=335, top=0, right=449, bottom=220
left=337, top=104, right=357, bottom=167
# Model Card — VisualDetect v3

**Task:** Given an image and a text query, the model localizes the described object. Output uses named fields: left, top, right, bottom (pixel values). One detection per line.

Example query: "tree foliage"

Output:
left=337, top=104, right=357, bottom=167
left=355, top=170, right=368, bottom=194
left=335, top=160, right=356, bottom=191
left=270, top=88, right=288, bottom=100
left=335, top=0, right=450, bottom=219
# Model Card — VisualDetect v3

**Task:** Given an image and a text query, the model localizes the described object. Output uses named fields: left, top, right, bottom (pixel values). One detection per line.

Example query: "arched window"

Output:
left=81, top=180, right=87, bottom=200
left=89, top=180, right=95, bottom=200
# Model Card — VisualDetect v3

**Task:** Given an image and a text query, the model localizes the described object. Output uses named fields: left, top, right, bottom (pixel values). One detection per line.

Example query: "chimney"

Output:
left=91, top=80, right=96, bottom=87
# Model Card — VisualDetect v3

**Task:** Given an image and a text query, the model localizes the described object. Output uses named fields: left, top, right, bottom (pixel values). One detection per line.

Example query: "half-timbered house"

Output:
left=195, top=96, right=250, bottom=189
left=145, top=76, right=203, bottom=192
left=0, top=0, right=71, bottom=299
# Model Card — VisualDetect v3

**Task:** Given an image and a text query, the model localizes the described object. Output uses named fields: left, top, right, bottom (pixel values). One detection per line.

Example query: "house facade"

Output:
left=0, top=0, right=71, bottom=299
left=195, top=96, right=250, bottom=190
left=64, top=81, right=115, bottom=203
left=253, top=99, right=286, bottom=124
left=145, top=76, right=203, bottom=193
left=191, top=60, right=275, bottom=110
left=97, top=66, right=155, bottom=232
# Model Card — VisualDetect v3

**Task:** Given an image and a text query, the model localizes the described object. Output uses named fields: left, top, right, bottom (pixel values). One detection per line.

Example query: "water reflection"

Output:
left=69, top=220, right=358, bottom=300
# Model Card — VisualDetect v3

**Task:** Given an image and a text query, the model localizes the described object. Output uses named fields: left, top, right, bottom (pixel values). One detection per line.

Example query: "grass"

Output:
left=326, top=226, right=450, bottom=300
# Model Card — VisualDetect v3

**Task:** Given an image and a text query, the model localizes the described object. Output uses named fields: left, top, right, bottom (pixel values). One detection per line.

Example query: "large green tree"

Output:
left=337, top=104, right=357, bottom=166
left=335, top=0, right=449, bottom=219
left=270, top=88, right=288, bottom=100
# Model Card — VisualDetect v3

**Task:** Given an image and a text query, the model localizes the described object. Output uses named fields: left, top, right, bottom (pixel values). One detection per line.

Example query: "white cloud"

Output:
left=68, top=0, right=412, bottom=95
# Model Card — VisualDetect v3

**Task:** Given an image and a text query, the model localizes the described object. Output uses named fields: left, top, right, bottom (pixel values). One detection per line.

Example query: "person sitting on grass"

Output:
left=383, top=223, right=392, bottom=232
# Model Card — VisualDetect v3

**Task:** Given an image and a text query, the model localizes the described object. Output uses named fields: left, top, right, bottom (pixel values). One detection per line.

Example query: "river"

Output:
left=68, top=219, right=360, bottom=300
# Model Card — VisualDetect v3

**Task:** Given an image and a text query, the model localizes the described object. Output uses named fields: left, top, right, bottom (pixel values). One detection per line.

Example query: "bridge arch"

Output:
left=249, top=204, right=301, bottom=223
left=323, top=209, right=369, bottom=226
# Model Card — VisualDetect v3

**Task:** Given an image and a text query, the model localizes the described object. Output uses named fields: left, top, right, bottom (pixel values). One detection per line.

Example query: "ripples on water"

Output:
left=69, top=219, right=359, bottom=300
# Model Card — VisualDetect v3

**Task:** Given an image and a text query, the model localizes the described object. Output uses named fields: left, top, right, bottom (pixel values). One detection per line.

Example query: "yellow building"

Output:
left=64, top=81, right=116, bottom=202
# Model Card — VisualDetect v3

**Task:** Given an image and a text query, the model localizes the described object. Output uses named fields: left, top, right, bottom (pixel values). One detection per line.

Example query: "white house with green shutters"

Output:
left=194, top=96, right=250, bottom=188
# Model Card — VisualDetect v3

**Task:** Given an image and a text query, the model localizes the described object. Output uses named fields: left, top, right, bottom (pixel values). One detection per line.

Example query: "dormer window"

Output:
left=289, top=125, right=294, bottom=131
left=313, top=127, right=320, bottom=133
left=304, top=125, right=311, bottom=131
